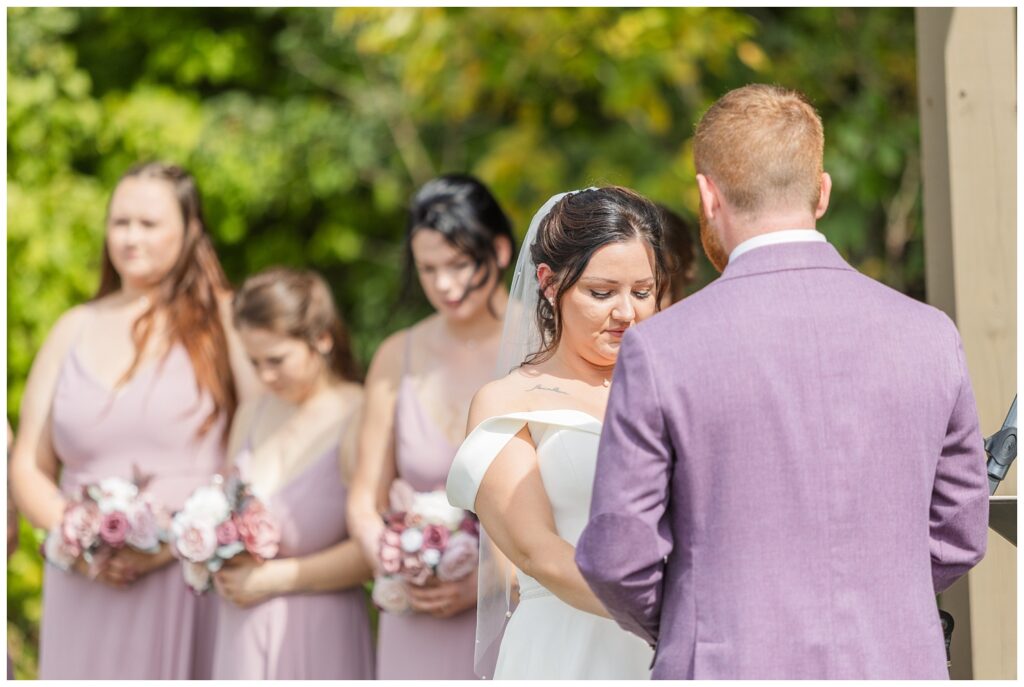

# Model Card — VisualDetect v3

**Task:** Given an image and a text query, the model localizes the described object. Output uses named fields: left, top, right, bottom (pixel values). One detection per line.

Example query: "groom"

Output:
left=576, top=84, right=989, bottom=679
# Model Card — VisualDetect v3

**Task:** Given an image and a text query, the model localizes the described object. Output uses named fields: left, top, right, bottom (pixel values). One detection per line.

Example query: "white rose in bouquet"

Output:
left=400, top=528, right=424, bottom=553
left=91, top=477, right=139, bottom=514
left=372, top=575, right=410, bottom=614
left=411, top=491, right=465, bottom=530
left=172, top=518, right=218, bottom=563
left=181, top=485, right=230, bottom=526
left=43, top=527, right=77, bottom=571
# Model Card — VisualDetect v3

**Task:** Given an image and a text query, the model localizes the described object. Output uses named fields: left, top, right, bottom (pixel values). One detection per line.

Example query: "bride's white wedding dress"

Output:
left=447, top=409, right=653, bottom=679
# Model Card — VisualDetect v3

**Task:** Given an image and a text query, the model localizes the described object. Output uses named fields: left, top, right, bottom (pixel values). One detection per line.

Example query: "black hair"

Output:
left=657, top=203, right=697, bottom=303
left=401, top=173, right=515, bottom=316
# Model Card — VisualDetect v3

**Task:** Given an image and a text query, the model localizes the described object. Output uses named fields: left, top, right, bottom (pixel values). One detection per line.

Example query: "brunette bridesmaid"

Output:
left=9, top=162, right=259, bottom=679
left=210, top=267, right=374, bottom=680
left=348, top=174, right=515, bottom=679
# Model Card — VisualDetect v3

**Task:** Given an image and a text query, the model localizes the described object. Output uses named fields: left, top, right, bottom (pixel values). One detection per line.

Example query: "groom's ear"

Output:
left=696, top=174, right=719, bottom=220
left=814, top=172, right=832, bottom=219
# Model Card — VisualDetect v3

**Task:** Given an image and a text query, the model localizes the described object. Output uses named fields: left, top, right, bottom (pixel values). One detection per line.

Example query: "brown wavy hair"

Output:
left=94, top=162, right=236, bottom=439
left=232, top=267, right=362, bottom=383
left=525, top=186, right=668, bottom=366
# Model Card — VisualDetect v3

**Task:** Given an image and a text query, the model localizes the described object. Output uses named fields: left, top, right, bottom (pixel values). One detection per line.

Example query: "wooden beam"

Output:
left=916, top=6, right=1017, bottom=680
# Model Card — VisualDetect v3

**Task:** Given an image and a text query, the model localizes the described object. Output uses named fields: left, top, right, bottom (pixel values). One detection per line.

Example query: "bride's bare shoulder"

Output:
left=466, top=366, right=550, bottom=432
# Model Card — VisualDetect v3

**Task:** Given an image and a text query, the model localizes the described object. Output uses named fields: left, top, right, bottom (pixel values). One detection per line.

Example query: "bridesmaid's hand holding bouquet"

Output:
left=372, top=489, right=480, bottom=617
left=211, top=551, right=291, bottom=608
left=170, top=472, right=281, bottom=593
left=42, top=469, right=170, bottom=587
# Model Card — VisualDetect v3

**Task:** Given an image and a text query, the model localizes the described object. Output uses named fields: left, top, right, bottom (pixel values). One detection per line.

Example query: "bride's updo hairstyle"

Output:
left=402, top=173, right=515, bottom=313
left=525, top=186, right=668, bottom=365
left=233, top=267, right=362, bottom=382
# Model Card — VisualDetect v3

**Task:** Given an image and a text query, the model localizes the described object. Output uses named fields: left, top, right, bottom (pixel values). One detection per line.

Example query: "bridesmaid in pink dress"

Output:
left=210, top=267, right=373, bottom=679
left=348, top=174, right=516, bottom=679
left=9, top=162, right=259, bottom=679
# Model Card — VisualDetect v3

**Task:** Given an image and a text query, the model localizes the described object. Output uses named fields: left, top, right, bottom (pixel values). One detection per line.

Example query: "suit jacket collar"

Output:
left=718, top=240, right=855, bottom=282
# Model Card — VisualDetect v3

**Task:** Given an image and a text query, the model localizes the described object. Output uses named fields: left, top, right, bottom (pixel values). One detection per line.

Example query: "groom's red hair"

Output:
left=693, top=84, right=824, bottom=216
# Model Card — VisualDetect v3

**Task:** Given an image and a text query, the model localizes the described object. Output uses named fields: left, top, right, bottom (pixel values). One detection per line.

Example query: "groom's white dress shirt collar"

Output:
left=729, top=229, right=827, bottom=263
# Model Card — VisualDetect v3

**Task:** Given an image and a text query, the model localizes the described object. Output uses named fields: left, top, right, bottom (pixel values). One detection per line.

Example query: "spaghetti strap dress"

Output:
left=211, top=402, right=375, bottom=679
left=39, top=339, right=224, bottom=679
left=375, top=330, right=478, bottom=679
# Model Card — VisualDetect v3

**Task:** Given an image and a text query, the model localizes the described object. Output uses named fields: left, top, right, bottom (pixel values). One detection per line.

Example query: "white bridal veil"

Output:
left=473, top=188, right=593, bottom=677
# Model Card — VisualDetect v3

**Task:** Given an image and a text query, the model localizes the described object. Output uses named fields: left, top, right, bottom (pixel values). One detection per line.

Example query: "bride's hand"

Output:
left=405, top=569, right=477, bottom=619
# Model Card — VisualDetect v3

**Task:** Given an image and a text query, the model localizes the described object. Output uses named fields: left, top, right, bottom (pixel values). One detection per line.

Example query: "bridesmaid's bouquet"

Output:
left=170, top=473, right=281, bottom=593
left=42, top=471, right=169, bottom=573
left=372, top=489, right=480, bottom=614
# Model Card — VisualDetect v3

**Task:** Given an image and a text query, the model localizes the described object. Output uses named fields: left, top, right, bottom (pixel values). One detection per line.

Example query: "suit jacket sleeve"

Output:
left=575, top=327, right=673, bottom=645
left=930, top=329, right=989, bottom=594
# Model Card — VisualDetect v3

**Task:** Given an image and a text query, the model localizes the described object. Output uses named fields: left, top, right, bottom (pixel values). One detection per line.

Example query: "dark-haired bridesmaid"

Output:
left=348, top=173, right=515, bottom=680
left=210, top=267, right=374, bottom=680
left=656, top=203, right=698, bottom=306
left=9, top=162, right=259, bottom=679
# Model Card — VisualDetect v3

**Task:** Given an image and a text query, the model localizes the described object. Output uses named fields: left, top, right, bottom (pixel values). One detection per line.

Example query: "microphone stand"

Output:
left=986, top=396, right=1016, bottom=496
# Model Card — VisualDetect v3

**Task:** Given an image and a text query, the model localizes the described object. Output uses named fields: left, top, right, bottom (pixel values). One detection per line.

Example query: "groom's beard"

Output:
left=698, top=203, right=729, bottom=273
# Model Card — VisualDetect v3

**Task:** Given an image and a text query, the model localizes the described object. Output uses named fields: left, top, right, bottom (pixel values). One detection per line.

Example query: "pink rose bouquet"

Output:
left=170, top=472, right=281, bottom=593
left=42, top=471, right=169, bottom=574
left=373, top=490, right=479, bottom=614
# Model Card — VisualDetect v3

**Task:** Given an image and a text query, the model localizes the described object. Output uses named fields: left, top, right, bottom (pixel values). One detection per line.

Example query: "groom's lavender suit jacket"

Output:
left=576, top=241, right=989, bottom=679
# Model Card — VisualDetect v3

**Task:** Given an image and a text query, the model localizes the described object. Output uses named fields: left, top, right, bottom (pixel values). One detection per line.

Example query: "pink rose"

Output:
left=379, top=542, right=403, bottom=575
left=139, top=492, right=172, bottom=532
left=215, top=518, right=240, bottom=546
left=175, top=522, right=218, bottom=563
left=437, top=531, right=479, bottom=582
left=401, top=554, right=431, bottom=586
left=421, top=524, right=449, bottom=551
left=371, top=575, right=410, bottom=613
left=99, top=511, right=130, bottom=548
left=62, top=501, right=101, bottom=552
left=237, top=501, right=280, bottom=560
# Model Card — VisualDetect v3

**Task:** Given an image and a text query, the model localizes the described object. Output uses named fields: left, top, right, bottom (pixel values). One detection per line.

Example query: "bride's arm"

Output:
left=468, top=389, right=611, bottom=619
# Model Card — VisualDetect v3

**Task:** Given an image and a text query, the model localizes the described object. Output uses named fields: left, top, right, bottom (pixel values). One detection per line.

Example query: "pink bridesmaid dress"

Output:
left=211, top=408, right=374, bottom=680
left=376, top=333, right=478, bottom=680
left=39, top=342, right=223, bottom=679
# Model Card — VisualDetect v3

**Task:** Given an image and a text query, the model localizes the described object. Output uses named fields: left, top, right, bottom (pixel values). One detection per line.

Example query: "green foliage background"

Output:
left=7, top=7, right=922, bottom=678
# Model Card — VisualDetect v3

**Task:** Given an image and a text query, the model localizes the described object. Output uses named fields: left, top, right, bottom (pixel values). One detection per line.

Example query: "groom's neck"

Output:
left=722, top=209, right=819, bottom=255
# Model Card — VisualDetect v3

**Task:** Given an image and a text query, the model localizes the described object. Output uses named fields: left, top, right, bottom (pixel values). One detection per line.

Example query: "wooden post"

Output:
left=916, top=7, right=1017, bottom=680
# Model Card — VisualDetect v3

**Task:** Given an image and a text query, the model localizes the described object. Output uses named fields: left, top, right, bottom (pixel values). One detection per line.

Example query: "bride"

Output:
left=446, top=187, right=668, bottom=679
